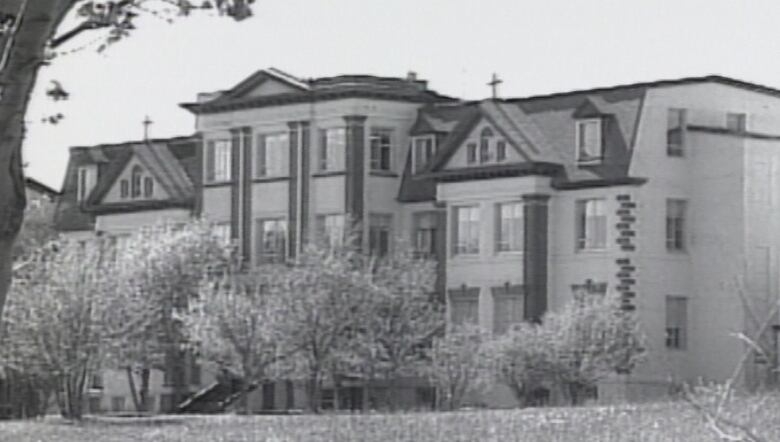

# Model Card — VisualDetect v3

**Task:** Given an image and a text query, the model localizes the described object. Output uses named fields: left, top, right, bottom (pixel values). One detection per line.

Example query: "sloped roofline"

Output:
left=509, top=75, right=780, bottom=103
left=25, top=177, right=60, bottom=197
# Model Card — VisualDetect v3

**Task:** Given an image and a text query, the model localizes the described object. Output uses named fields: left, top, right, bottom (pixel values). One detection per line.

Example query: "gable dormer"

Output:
left=443, top=120, right=522, bottom=170
left=103, top=158, right=168, bottom=203
left=76, top=165, right=98, bottom=203
left=573, top=97, right=613, bottom=166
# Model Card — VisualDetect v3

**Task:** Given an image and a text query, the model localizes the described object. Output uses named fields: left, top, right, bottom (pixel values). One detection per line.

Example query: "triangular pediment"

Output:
left=101, top=157, right=170, bottom=204
left=225, top=68, right=310, bottom=99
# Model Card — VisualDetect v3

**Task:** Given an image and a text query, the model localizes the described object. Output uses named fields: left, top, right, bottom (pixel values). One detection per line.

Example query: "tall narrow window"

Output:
left=120, top=179, right=129, bottom=199
left=413, top=136, right=437, bottom=173
left=576, top=199, right=606, bottom=250
left=479, top=127, right=493, bottom=163
left=667, top=108, right=686, bottom=157
left=453, top=205, right=480, bottom=255
left=496, top=202, right=524, bottom=252
left=143, top=177, right=154, bottom=197
left=413, top=211, right=439, bottom=259
left=206, top=140, right=232, bottom=182
left=449, top=287, right=480, bottom=327
left=256, top=218, right=288, bottom=264
left=317, top=214, right=346, bottom=248
left=496, top=140, right=507, bottom=162
left=665, top=296, right=688, bottom=349
left=466, top=143, right=477, bottom=165
left=666, top=199, right=686, bottom=251
left=576, top=119, right=603, bottom=163
left=370, top=128, right=393, bottom=171
left=369, top=214, right=392, bottom=257
left=77, top=167, right=90, bottom=202
left=256, top=133, right=289, bottom=177
left=492, top=285, right=524, bottom=334
left=131, top=165, right=143, bottom=198
left=212, top=222, right=232, bottom=245
left=726, top=112, right=747, bottom=133
left=319, top=128, right=346, bottom=171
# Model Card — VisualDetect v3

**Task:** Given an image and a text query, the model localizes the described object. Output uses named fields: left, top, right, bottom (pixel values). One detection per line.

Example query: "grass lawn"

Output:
left=1, top=395, right=778, bottom=442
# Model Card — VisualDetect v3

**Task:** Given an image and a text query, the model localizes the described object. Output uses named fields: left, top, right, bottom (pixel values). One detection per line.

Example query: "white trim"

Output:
left=575, top=118, right=603, bottom=164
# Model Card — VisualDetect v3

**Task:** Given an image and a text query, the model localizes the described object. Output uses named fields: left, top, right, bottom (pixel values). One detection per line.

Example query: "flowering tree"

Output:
left=102, top=220, right=232, bottom=412
left=1, top=237, right=115, bottom=419
left=0, top=0, right=255, bottom=322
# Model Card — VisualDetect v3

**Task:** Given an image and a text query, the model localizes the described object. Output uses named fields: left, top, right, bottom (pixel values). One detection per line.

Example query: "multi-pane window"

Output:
left=665, top=296, right=688, bottom=350
left=453, top=205, right=480, bottom=255
left=370, top=128, right=393, bottom=171
left=369, top=214, right=392, bottom=257
left=143, top=177, right=154, bottom=197
left=496, top=140, right=507, bottom=162
left=413, top=211, right=439, bottom=259
left=576, top=119, right=603, bottom=163
left=256, top=133, right=289, bottom=177
left=497, top=202, right=524, bottom=252
left=120, top=179, right=129, bottom=199
left=492, top=285, right=524, bottom=334
left=449, top=287, right=480, bottom=327
left=319, top=128, right=346, bottom=171
left=667, top=108, right=686, bottom=157
left=212, top=222, right=231, bottom=245
left=466, top=142, right=477, bottom=164
left=413, top=135, right=437, bottom=173
left=666, top=199, right=686, bottom=251
left=256, top=218, right=288, bottom=264
left=206, top=139, right=232, bottom=183
left=726, top=112, right=747, bottom=132
left=576, top=199, right=606, bottom=250
left=317, top=214, right=346, bottom=248
left=479, top=127, right=493, bottom=163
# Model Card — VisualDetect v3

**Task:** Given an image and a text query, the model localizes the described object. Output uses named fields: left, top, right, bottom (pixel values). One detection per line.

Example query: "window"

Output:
left=667, top=108, right=686, bottom=157
left=496, top=140, right=507, bottom=162
left=143, top=177, right=154, bottom=197
left=492, top=285, right=524, bottom=334
left=571, top=280, right=608, bottom=298
left=665, top=296, right=688, bottom=349
left=369, top=214, right=392, bottom=257
left=496, top=202, right=524, bottom=252
left=453, top=206, right=480, bottom=255
left=212, top=222, right=231, bottom=245
left=91, top=373, right=104, bottom=389
left=77, top=166, right=91, bottom=202
left=317, top=214, right=346, bottom=248
left=466, top=143, right=477, bottom=164
left=131, top=165, right=143, bottom=198
left=413, top=212, right=439, bottom=259
left=412, top=135, right=437, bottom=173
left=726, top=112, right=747, bottom=132
left=370, top=128, right=393, bottom=171
left=111, top=396, right=125, bottom=412
left=666, top=199, right=686, bottom=251
left=206, top=139, right=232, bottom=183
left=479, top=127, right=493, bottom=163
left=576, top=199, right=606, bottom=250
left=256, top=218, right=288, bottom=264
left=449, top=287, right=480, bottom=326
left=120, top=179, right=129, bottom=199
left=256, top=133, right=289, bottom=177
left=576, top=119, right=603, bottom=163
left=319, top=128, right=346, bottom=171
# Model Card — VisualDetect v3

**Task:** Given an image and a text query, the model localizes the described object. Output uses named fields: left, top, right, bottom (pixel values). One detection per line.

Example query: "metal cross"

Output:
left=143, top=115, right=153, bottom=140
left=488, top=73, right=503, bottom=99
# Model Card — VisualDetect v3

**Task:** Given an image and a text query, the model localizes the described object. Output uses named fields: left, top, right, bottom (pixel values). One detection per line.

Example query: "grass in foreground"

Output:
left=1, top=394, right=779, bottom=442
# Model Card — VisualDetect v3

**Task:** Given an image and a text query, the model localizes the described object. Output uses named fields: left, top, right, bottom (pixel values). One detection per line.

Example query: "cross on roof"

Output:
left=143, top=115, right=153, bottom=141
left=488, top=73, right=503, bottom=99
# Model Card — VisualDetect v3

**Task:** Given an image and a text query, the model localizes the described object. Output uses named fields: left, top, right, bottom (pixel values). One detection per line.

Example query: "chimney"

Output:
left=406, top=71, right=417, bottom=82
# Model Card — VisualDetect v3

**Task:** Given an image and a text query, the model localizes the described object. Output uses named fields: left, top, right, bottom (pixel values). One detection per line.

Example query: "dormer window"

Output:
left=131, top=165, right=143, bottom=198
left=576, top=119, right=603, bottom=164
left=479, top=127, right=493, bottom=163
left=412, top=135, right=437, bottom=174
left=76, top=166, right=96, bottom=203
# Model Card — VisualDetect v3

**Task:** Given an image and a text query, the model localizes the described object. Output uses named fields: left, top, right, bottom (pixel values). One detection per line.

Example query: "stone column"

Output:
left=523, top=194, right=550, bottom=322
left=344, top=115, right=367, bottom=249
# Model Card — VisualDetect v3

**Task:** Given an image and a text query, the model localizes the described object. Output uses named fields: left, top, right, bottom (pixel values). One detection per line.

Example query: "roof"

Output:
left=54, top=135, right=200, bottom=231
left=182, top=68, right=456, bottom=114
left=24, top=177, right=60, bottom=199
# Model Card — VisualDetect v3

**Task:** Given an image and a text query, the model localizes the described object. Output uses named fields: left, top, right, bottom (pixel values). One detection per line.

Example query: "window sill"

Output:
left=369, top=170, right=398, bottom=178
left=252, top=176, right=290, bottom=184
left=203, top=181, right=234, bottom=188
left=495, top=250, right=524, bottom=257
left=312, top=170, right=346, bottom=178
left=575, top=247, right=608, bottom=254
left=575, top=159, right=604, bottom=167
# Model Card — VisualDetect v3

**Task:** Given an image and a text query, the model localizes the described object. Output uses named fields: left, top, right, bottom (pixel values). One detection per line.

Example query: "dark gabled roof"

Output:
left=25, top=177, right=60, bottom=199
left=182, top=68, right=456, bottom=114
left=54, top=135, right=199, bottom=232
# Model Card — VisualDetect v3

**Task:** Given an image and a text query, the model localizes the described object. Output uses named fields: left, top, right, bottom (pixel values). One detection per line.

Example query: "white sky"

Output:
left=22, top=0, right=780, bottom=190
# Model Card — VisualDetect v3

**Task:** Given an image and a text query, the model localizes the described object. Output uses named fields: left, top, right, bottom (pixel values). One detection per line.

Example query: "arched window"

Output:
left=131, top=166, right=143, bottom=198
left=144, top=177, right=154, bottom=197
left=479, top=127, right=493, bottom=163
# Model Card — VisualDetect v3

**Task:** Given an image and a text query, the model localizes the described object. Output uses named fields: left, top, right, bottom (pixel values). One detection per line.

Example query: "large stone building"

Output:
left=56, top=69, right=780, bottom=410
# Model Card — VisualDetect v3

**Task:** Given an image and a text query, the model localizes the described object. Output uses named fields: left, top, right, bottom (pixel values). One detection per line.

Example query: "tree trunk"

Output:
left=0, top=0, right=76, bottom=320
left=139, top=367, right=150, bottom=412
